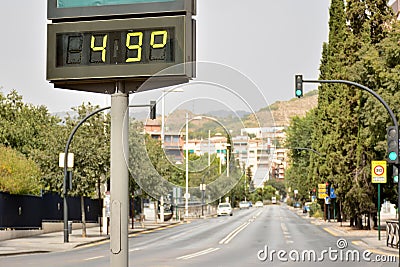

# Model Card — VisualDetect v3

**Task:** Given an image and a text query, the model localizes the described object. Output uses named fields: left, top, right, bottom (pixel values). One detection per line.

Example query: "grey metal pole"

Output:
left=110, top=82, right=129, bottom=267
left=63, top=178, right=68, bottom=242
left=185, top=113, right=189, bottom=218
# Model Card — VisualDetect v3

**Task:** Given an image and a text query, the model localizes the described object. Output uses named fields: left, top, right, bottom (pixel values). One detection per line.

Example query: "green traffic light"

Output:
left=389, top=151, right=398, bottom=161
left=394, top=176, right=399, bottom=183
left=295, top=89, right=302, bottom=97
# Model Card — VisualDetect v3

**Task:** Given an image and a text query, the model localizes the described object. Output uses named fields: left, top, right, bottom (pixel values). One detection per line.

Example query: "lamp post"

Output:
left=226, top=144, right=230, bottom=177
left=182, top=115, right=231, bottom=219
left=60, top=102, right=155, bottom=244
left=184, top=113, right=189, bottom=218
left=160, top=88, right=183, bottom=222
left=58, top=152, right=74, bottom=243
left=161, top=88, right=184, bottom=148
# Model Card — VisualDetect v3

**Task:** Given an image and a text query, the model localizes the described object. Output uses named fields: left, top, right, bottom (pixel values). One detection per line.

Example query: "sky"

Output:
left=0, top=0, right=330, bottom=115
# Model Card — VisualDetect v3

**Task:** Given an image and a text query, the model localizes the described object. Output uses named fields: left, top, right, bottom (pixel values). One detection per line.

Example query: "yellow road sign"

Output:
left=317, top=183, right=327, bottom=199
left=371, top=160, right=387, bottom=183
left=318, top=184, right=326, bottom=189
left=318, top=193, right=328, bottom=199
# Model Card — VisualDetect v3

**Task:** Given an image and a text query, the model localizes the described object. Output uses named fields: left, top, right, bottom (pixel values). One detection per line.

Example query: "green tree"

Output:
left=285, top=111, right=315, bottom=202
left=0, top=145, right=41, bottom=195
left=309, top=0, right=397, bottom=228
left=0, top=90, right=64, bottom=194
left=0, top=90, right=61, bottom=158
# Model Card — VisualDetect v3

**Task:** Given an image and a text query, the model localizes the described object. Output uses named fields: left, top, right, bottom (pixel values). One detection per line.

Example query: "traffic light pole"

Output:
left=302, top=78, right=400, bottom=263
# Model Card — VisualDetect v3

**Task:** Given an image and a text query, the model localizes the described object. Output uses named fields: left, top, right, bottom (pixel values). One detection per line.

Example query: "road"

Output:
left=0, top=205, right=396, bottom=267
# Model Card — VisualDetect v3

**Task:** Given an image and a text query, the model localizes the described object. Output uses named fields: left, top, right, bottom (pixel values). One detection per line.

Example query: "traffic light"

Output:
left=295, top=74, right=303, bottom=98
left=387, top=126, right=399, bottom=164
left=150, top=100, right=156, bottom=120
left=393, top=165, right=398, bottom=183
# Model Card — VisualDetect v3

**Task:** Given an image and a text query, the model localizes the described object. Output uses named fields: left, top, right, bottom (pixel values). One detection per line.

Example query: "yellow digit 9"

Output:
left=126, top=32, right=143, bottom=62
left=150, top=30, right=168, bottom=49
left=90, top=34, right=108, bottom=62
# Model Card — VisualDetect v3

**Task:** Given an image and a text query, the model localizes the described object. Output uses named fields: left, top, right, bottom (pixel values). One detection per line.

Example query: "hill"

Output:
left=268, top=90, right=318, bottom=127
left=150, top=91, right=319, bottom=137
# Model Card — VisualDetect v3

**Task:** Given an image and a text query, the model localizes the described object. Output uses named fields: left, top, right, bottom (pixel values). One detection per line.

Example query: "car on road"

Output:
left=254, top=201, right=263, bottom=208
left=239, top=201, right=250, bottom=209
left=217, top=202, right=233, bottom=216
left=271, top=196, right=277, bottom=204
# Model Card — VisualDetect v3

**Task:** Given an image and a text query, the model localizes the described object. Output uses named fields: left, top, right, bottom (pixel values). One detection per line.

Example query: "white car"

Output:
left=255, top=201, right=264, bottom=208
left=239, top=201, right=250, bottom=209
left=217, top=203, right=233, bottom=216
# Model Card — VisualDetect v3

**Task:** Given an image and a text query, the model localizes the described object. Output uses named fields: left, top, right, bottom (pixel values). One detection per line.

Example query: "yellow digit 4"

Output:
left=150, top=30, right=168, bottom=49
left=126, top=32, right=143, bottom=62
left=91, top=34, right=108, bottom=62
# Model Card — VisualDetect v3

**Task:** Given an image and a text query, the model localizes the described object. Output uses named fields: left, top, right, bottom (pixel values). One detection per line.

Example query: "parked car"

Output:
left=217, top=202, right=233, bottom=216
left=303, top=202, right=312, bottom=213
left=239, top=201, right=250, bottom=209
left=271, top=196, right=277, bottom=204
left=255, top=201, right=264, bottom=208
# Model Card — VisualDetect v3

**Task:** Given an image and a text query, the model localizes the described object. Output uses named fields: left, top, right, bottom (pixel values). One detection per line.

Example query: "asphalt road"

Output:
left=0, top=205, right=397, bottom=267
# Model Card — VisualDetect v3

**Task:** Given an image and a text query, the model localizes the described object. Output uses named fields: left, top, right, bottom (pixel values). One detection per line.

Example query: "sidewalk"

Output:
left=0, top=220, right=181, bottom=257
left=287, top=205, right=398, bottom=257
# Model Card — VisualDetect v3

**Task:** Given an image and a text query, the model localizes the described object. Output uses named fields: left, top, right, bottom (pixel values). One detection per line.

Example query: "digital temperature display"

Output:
left=56, top=28, right=175, bottom=66
left=47, top=15, right=194, bottom=84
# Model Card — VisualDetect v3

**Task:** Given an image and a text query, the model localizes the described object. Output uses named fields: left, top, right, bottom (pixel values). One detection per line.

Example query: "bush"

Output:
left=309, top=202, right=323, bottom=218
left=0, top=145, right=41, bottom=195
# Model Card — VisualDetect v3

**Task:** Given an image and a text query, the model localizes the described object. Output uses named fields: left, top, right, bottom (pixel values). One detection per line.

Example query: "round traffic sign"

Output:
left=373, top=165, right=385, bottom=176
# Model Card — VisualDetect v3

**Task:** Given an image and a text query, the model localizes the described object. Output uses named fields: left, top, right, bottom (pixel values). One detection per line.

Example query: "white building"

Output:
left=232, top=127, right=288, bottom=188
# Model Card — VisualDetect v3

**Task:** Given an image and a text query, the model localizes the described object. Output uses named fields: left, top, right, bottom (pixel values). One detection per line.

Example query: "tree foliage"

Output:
left=0, top=145, right=41, bottom=195
left=0, top=90, right=63, bottom=194
left=285, top=111, right=316, bottom=201
left=286, top=0, right=399, bottom=227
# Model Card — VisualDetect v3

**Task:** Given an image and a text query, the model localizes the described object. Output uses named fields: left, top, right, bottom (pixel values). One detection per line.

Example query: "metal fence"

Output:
left=386, top=220, right=399, bottom=248
left=0, top=192, right=101, bottom=229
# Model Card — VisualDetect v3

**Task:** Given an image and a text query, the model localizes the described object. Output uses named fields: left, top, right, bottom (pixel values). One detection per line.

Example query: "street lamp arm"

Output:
left=63, top=103, right=154, bottom=188
left=62, top=103, right=153, bottom=243
left=303, top=79, right=398, bottom=129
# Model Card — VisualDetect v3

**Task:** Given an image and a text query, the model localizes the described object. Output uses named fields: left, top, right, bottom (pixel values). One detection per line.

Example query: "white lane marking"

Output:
left=280, top=222, right=288, bottom=234
left=281, top=222, right=294, bottom=244
left=129, top=247, right=143, bottom=252
left=176, top=247, right=220, bottom=260
left=218, top=209, right=263, bottom=245
left=84, top=256, right=105, bottom=261
left=219, top=222, right=250, bottom=244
